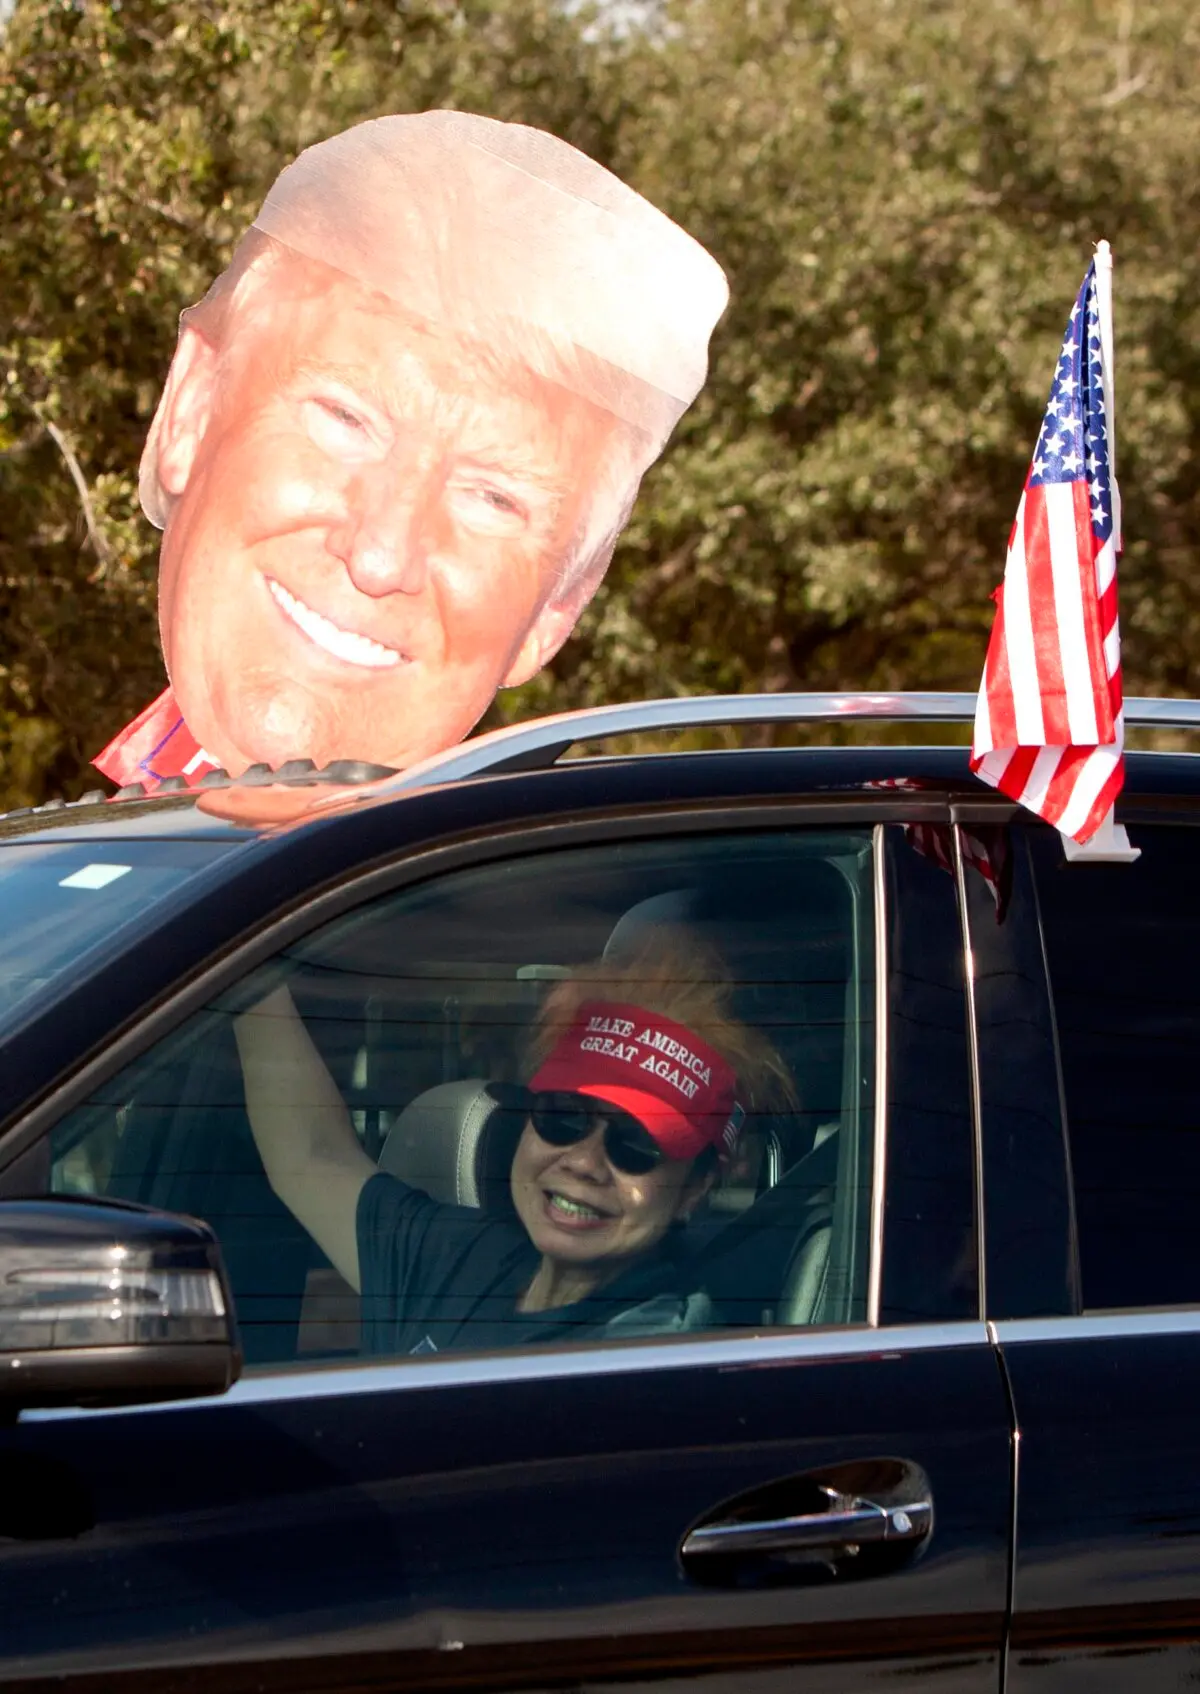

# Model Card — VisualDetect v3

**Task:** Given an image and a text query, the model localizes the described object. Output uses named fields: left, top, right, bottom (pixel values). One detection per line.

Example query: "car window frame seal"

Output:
left=951, top=824, right=988, bottom=1322
left=867, top=822, right=888, bottom=1326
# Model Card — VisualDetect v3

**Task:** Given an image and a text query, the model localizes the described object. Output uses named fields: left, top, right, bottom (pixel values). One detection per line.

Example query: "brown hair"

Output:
left=526, top=925, right=797, bottom=1117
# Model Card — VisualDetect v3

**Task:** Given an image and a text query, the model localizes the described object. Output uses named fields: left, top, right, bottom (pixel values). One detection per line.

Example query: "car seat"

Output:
left=676, top=1127, right=841, bottom=1328
left=377, top=1079, right=525, bottom=1212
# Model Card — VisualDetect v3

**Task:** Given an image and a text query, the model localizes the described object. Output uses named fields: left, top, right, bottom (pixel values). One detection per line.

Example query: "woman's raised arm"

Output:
left=234, top=984, right=376, bottom=1290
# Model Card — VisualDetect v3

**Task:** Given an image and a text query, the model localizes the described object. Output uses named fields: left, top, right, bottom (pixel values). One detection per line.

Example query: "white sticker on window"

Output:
left=58, top=864, right=133, bottom=891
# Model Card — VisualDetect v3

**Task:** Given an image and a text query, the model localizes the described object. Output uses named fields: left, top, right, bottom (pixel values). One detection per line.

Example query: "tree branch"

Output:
left=1100, top=70, right=1149, bottom=107
left=1102, top=0, right=1149, bottom=106
left=41, top=419, right=113, bottom=568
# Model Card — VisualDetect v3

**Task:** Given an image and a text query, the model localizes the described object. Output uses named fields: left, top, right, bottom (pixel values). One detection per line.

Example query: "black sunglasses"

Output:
left=526, top=1090, right=664, bottom=1176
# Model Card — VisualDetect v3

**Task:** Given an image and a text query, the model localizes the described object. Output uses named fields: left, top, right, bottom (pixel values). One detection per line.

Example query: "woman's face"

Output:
left=509, top=1109, right=710, bottom=1276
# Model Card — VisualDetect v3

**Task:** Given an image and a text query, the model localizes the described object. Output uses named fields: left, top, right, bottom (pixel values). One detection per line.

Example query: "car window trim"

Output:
left=951, top=825, right=988, bottom=1320
left=992, top=1310, right=1200, bottom=1345
left=867, top=822, right=888, bottom=1325
left=24, top=1318, right=994, bottom=1424
left=1025, top=833, right=1083, bottom=1311
left=2, top=798, right=934, bottom=1374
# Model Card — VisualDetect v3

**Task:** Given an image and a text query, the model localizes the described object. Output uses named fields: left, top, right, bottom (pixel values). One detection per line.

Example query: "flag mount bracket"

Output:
left=1060, top=809, right=1140, bottom=864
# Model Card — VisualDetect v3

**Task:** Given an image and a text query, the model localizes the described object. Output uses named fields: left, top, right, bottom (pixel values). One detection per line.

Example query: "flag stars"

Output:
left=1028, top=267, right=1113, bottom=524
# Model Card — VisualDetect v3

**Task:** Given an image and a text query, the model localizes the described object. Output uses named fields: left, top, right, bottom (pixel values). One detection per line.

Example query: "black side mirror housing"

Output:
left=0, top=1195, right=241, bottom=1412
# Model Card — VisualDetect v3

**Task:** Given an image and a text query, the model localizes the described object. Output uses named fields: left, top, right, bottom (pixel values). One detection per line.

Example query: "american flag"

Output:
left=971, top=243, right=1124, bottom=845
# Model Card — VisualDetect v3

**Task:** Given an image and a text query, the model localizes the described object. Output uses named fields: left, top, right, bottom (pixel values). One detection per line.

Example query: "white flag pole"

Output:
left=1064, top=239, right=1138, bottom=863
left=1092, top=238, right=1122, bottom=552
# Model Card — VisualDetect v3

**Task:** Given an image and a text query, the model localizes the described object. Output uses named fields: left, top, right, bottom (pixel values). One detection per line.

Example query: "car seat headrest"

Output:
left=377, top=1080, right=525, bottom=1213
left=602, top=888, right=701, bottom=961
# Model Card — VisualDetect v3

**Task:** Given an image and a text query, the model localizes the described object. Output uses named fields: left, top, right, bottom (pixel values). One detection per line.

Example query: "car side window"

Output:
left=1031, top=823, right=1200, bottom=1312
left=46, top=829, right=877, bottom=1366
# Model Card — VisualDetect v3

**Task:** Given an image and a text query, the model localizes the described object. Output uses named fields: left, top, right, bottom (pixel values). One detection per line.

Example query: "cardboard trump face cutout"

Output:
left=94, top=112, right=728, bottom=789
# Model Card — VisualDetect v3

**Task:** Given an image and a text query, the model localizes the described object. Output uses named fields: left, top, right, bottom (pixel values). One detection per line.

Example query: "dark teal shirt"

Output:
left=355, top=1171, right=710, bottom=1356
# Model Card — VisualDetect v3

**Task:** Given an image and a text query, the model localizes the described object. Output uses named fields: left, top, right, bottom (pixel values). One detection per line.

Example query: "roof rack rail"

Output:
left=0, top=756, right=399, bottom=825
left=380, top=689, right=1200, bottom=795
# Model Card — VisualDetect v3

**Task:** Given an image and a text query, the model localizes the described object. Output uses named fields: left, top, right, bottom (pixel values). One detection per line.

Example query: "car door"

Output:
left=0, top=808, right=1013, bottom=1693
left=977, top=818, right=1200, bottom=1691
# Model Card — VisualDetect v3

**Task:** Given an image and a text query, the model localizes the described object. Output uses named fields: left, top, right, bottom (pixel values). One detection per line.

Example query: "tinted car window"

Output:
left=0, top=838, right=237, bottom=1035
left=879, top=823, right=978, bottom=1324
left=1032, top=823, right=1200, bottom=1311
left=46, top=829, right=877, bottom=1365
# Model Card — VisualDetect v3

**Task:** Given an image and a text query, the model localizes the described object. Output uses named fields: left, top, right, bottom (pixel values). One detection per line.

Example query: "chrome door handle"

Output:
left=680, top=1489, right=932, bottom=1559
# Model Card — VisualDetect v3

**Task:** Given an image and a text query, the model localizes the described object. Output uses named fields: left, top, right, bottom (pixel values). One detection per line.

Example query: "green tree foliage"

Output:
left=2, top=0, right=1198, bottom=804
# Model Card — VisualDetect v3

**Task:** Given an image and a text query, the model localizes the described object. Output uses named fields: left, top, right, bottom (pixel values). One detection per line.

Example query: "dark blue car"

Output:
left=2, top=690, right=1199, bottom=1693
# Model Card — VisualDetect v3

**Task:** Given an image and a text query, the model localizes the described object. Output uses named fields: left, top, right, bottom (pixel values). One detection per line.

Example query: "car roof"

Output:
left=5, top=689, right=1200, bottom=845
left=6, top=746, right=1200, bottom=850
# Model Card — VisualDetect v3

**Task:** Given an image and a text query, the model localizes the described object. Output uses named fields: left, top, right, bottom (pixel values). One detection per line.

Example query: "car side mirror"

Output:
left=0, top=1195, right=241, bottom=1414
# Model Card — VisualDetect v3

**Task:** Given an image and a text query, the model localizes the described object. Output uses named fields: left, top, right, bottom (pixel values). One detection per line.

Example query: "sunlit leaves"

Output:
left=4, top=0, right=1200, bottom=802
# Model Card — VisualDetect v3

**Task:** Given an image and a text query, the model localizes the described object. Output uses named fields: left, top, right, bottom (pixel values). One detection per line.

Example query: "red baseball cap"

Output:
left=528, top=999, right=745, bottom=1162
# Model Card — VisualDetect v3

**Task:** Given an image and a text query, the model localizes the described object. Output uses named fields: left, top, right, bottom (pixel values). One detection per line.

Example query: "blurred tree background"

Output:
left=2, top=0, right=1198, bottom=806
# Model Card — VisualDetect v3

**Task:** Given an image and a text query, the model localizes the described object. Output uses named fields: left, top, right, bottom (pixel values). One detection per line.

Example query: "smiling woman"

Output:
left=234, top=928, right=793, bottom=1355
